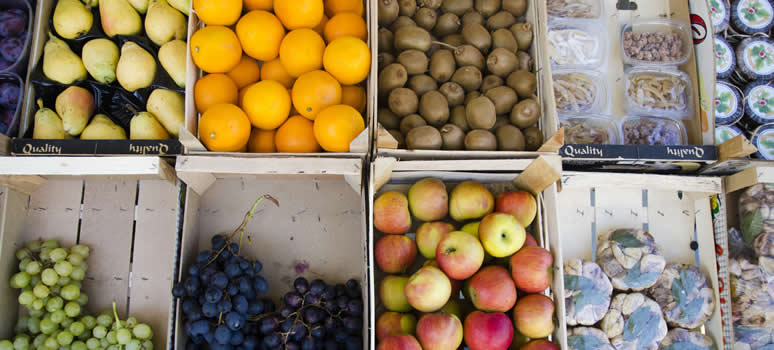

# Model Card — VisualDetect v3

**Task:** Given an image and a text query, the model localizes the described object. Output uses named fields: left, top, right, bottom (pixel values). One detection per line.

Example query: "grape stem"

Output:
left=206, top=195, right=279, bottom=267
left=112, top=301, right=122, bottom=330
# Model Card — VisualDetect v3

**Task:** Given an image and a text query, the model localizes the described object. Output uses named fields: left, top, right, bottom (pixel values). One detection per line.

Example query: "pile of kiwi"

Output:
left=377, top=0, right=543, bottom=151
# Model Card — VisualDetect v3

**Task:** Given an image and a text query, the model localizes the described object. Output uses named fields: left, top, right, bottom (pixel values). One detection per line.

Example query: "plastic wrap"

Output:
left=729, top=257, right=774, bottom=329
left=738, top=183, right=774, bottom=248
left=564, top=259, right=613, bottom=326
left=658, top=328, right=715, bottom=350
left=596, top=229, right=666, bottom=291
left=567, top=327, right=616, bottom=350
left=600, top=293, right=668, bottom=350
left=648, top=264, right=715, bottom=329
left=733, top=325, right=774, bottom=350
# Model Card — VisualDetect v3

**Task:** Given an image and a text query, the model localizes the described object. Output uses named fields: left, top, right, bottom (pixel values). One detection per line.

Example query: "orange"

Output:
left=323, top=37, right=370, bottom=85
left=274, top=0, right=324, bottom=30
left=291, top=70, right=342, bottom=120
left=261, top=59, right=295, bottom=88
left=244, top=0, right=272, bottom=11
left=313, top=104, right=364, bottom=152
left=193, top=0, right=242, bottom=25
left=198, top=104, right=251, bottom=152
left=247, top=128, right=276, bottom=153
left=324, top=13, right=367, bottom=42
left=287, top=88, right=299, bottom=116
left=242, top=80, right=291, bottom=130
left=239, top=83, right=254, bottom=108
left=275, top=115, right=321, bottom=153
left=279, top=29, right=326, bottom=78
left=324, top=0, right=363, bottom=17
left=313, top=15, right=328, bottom=37
left=236, top=11, right=285, bottom=61
left=195, top=74, right=239, bottom=114
left=191, top=26, right=243, bottom=73
left=341, top=85, right=366, bottom=114
left=226, top=55, right=261, bottom=89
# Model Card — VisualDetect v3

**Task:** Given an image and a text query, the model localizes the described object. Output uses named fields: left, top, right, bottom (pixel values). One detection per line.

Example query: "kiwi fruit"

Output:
left=454, top=45, right=485, bottom=70
left=378, top=63, right=408, bottom=96
left=419, top=91, right=451, bottom=127
left=426, top=37, right=441, bottom=57
left=397, top=50, right=429, bottom=75
left=506, top=70, right=537, bottom=98
left=395, top=26, right=433, bottom=52
left=388, top=129, right=406, bottom=148
left=465, top=129, right=497, bottom=150
left=516, top=51, right=532, bottom=71
left=465, top=96, right=497, bottom=129
left=510, top=98, right=540, bottom=128
left=439, top=82, right=465, bottom=106
left=429, top=50, right=456, bottom=83
left=400, top=114, right=427, bottom=134
left=418, top=0, right=442, bottom=9
left=435, top=13, right=461, bottom=37
left=378, top=28, right=394, bottom=53
left=398, top=0, right=417, bottom=17
left=487, top=12, right=516, bottom=31
left=378, top=53, right=395, bottom=71
left=510, top=23, right=533, bottom=50
left=461, top=23, right=492, bottom=53
left=461, top=10, right=484, bottom=26
left=450, top=105, right=470, bottom=132
left=442, top=0, right=474, bottom=15
left=464, top=90, right=481, bottom=105
left=440, top=124, right=465, bottom=150
left=408, top=75, right=438, bottom=96
left=407, top=125, right=443, bottom=150
left=379, top=0, right=400, bottom=26
left=378, top=108, right=401, bottom=130
left=487, top=48, right=519, bottom=77
left=389, top=88, right=419, bottom=116
left=442, top=34, right=466, bottom=47
left=523, top=127, right=543, bottom=151
left=492, top=28, right=518, bottom=53
left=475, top=0, right=501, bottom=17
left=452, top=66, right=483, bottom=92
left=502, top=0, right=527, bottom=16
left=485, top=86, right=518, bottom=114
left=391, top=16, right=418, bottom=32
left=414, top=8, right=437, bottom=31
left=496, top=125, right=526, bottom=151
left=480, top=75, right=503, bottom=93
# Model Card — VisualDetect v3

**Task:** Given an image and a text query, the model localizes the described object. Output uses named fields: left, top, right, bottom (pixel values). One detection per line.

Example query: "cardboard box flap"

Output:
left=718, top=135, right=757, bottom=162
left=724, top=166, right=774, bottom=194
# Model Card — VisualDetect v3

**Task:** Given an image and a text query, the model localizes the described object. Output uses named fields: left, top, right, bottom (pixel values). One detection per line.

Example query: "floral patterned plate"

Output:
left=731, top=0, right=774, bottom=35
left=736, top=37, right=774, bottom=81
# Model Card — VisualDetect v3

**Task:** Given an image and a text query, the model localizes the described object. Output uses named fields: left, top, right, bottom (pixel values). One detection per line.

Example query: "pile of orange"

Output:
left=190, top=0, right=369, bottom=153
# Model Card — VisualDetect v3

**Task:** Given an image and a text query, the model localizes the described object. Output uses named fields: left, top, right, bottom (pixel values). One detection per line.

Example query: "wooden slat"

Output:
left=562, top=172, right=722, bottom=194
left=0, top=157, right=176, bottom=183
left=0, top=175, right=46, bottom=194
left=24, top=179, right=83, bottom=246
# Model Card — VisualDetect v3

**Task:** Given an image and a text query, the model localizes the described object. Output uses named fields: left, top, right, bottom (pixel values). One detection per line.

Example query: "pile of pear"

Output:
left=33, top=85, right=184, bottom=140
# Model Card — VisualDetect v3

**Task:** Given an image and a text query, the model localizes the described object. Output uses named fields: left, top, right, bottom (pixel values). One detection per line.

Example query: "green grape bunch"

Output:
left=84, top=302, right=154, bottom=350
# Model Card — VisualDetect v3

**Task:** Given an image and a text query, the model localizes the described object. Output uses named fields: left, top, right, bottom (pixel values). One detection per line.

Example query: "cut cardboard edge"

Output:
left=724, top=166, right=774, bottom=194
left=718, top=134, right=757, bottom=162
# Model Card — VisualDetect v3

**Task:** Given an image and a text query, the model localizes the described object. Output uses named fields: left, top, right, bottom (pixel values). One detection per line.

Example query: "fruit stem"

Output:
left=205, top=195, right=278, bottom=267
left=126, top=104, right=138, bottom=116
left=432, top=41, right=458, bottom=50
left=112, top=301, right=122, bottom=330
left=36, top=99, right=44, bottom=110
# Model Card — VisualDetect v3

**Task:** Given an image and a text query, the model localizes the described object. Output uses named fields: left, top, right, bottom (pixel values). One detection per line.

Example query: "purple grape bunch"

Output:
left=0, top=8, right=27, bottom=70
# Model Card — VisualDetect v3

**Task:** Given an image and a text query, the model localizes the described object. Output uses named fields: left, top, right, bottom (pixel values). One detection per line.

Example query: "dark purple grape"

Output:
left=323, top=317, right=341, bottom=329
left=212, top=272, right=229, bottom=289
left=188, top=264, right=201, bottom=276
left=345, top=279, right=361, bottom=298
left=172, top=283, right=185, bottom=298
left=336, top=296, right=348, bottom=310
left=203, top=330, right=214, bottom=343
left=182, top=298, right=196, bottom=314
left=225, top=312, right=245, bottom=331
left=343, top=317, right=362, bottom=333
left=0, top=82, right=20, bottom=107
left=280, top=306, right=293, bottom=318
left=220, top=249, right=232, bottom=261
left=238, top=278, right=252, bottom=294
left=248, top=300, right=264, bottom=315
left=292, top=324, right=307, bottom=341
left=229, top=330, right=244, bottom=345
left=346, top=300, right=362, bottom=316
left=243, top=336, right=258, bottom=350
left=301, top=337, right=316, bottom=350
left=254, top=276, right=268, bottom=294
left=304, top=293, right=320, bottom=305
left=280, top=319, right=293, bottom=333
left=205, top=286, right=223, bottom=303
left=302, top=307, right=324, bottom=324
left=227, top=283, right=239, bottom=296
left=184, top=277, right=200, bottom=297
left=286, top=342, right=300, bottom=350
left=214, top=325, right=231, bottom=345
left=333, top=328, right=348, bottom=343
left=310, top=327, right=324, bottom=339
left=233, top=295, right=248, bottom=314
left=324, top=340, right=337, bottom=350
left=191, top=319, right=211, bottom=336
left=321, top=285, right=336, bottom=301
left=217, top=299, right=232, bottom=313
left=345, top=336, right=361, bottom=350
left=309, top=279, right=326, bottom=296
left=294, top=277, right=309, bottom=294
left=284, top=292, right=303, bottom=309
left=196, top=251, right=211, bottom=264
left=0, top=9, right=25, bottom=37
left=0, top=58, right=9, bottom=71
left=0, top=37, right=23, bottom=63
left=211, top=235, right=226, bottom=250
left=334, top=284, right=346, bottom=297
left=202, top=302, right=218, bottom=318
left=259, top=316, right=278, bottom=334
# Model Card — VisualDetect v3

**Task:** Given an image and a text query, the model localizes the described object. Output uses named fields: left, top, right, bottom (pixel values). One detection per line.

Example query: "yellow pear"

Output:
left=158, top=40, right=186, bottom=87
left=145, top=0, right=186, bottom=46
left=146, top=89, right=184, bottom=137
left=130, top=112, right=170, bottom=139
left=128, top=0, right=149, bottom=13
left=43, top=33, right=87, bottom=84
left=116, top=42, right=156, bottom=92
left=53, top=0, right=93, bottom=40
left=81, top=114, right=127, bottom=139
left=166, top=0, right=189, bottom=15
left=99, top=0, right=142, bottom=37
left=56, top=86, right=95, bottom=136
left=32, top=99, right=66, bottom=139
left=81, top=38, right=119, bottom=84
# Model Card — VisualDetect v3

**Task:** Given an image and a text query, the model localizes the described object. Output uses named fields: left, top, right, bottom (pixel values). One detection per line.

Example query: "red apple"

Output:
left=479, top=213, right=526, bottom=257
left=466, top=266, right=517, bottom=312
left=496, top=191, right=537, bottom=227
left=464, top=311, right=514, bottom=350
left=374, top=192, right=412, bottom=234
left=380, top=276, right=412, bottom=312
left=521, top=339, right=559, bottom=350
left=408, top=178, right=449, bottom=221
left=509, top=246, right=552, bottom=293
left=416, top=313, right=463, bottom=350
left=423, top=260, right=462, bottom=296
left=405, top=266, right=452, bottom=312
left=513, top=294, right=555, bottom=339
left=523, top=232, right=538, bottom=247
left=436, top=231, right=485, bottom=280
left=418, top=298, right=463, bottom=320
left=416, top=222, right=456, bottom=259
left=377, top=312, right=417, bottom=341
left=449, top=181, right=494, bottom=221
left=377, top=335, right=422, bottom=350
left=375, top=235, right=417, bottom=274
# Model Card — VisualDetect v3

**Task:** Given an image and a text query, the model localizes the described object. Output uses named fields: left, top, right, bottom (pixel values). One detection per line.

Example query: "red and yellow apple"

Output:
left=521, top=339, right=559, bottom=350
left=466, top=266, right=517, bottom=312
left=464, top=311, right=514, bottom=350
left=436, top=231, right=485, bottom=280
left=374, top=192, right=412, bottom=234
left=405, top=266, right=452, bottom=312
left=449, top=181, right=494, bottom=221
left=416, top=313, right=463, bottom=350
left=377, top=312, right=417, bottom=341
left=479, top=213, right=526, bottom=257
left=495, top=191, right=537, bottom=227
left=416, top=222, right=456, bottom=259
left=375, top=235, right=417, bottom=274
left=377, top=335, right=422, bottom=350
left=423, top=260, right=462, bottom=296
left=509, top=246, right=552, bottom=293
left=513, top=294, right=555, bottom=339
left=461, top=221, right=480, bottom=237
left=523, top=232, right=538, bottom=247
left=408, top=178, right=448, bottom=221
left=380, top=275, right=412, bottom=312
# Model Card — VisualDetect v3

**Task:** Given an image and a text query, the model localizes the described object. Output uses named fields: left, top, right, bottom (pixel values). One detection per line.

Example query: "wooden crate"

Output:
left=556, top=172, right=731, bottom=350
left=0, top=157, right=180, bottom=350
left=368, top=156, right=563, bottom=349
left=174, top=156, right=370, bottom=348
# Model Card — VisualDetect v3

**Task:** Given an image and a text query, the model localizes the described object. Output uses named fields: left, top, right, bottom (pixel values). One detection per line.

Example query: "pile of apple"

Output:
left=373, top=178, right=557, bottom=350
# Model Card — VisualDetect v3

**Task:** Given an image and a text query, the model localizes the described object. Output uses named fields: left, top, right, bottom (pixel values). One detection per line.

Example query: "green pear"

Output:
left=116, top=42, right=156, bottom=92
left=145, top=0, right=186, bottom=46
left=158, top=40, right=186, bottom=87
left=146, top=89, right=184, bottom=137
left=128, top=0, right=149, bottom=13
left=56, top=86, right=96, bottom=136
left=99, top=0, right=142, bottom=37
left=130, top=112, right=170, bottom=139
left=32, top=99, right=66, bottom=139
left=53, top=0, right=93, bottom=40
left=166, top=0, right=189, bottom=15
left=81, top=114, right=127, bottom=139
left=43, top=33, right=87, bottom=84
left=82, top=38, right=119, bottom=84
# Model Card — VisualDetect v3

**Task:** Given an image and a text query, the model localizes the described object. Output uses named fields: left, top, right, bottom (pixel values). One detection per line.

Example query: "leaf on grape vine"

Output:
left=742, top=210, right=764, bottom=245
left=611, top=230, right=646, bottom=248
left=623, top=307, right=662, bottom=345
left=568, top=335, right=606, bottom=350
left=663, top=341, right=709, bottom=350
left=625, top=261, right=660, bottom=287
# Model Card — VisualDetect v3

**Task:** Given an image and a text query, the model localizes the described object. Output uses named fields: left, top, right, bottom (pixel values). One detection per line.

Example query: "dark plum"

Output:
left=0, top=9, right=26, bottom=37
left=0, top=82, right=20, bottom=107
left=0, top=37, right=23, bottom=63
left=0, top=58, right=9, bottom=70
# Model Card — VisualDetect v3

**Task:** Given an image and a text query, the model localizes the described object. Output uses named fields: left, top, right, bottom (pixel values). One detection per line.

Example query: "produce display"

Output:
left=658, top=328, right=715, bottom=350
left=625, top=70, right=691, bottom=117
left=552, top=71, right=604, bottom=114
left=546, top=0, right=600, bottom=19
left=596, top=229, right=666, bottom=291
left=547, top=23, right=603, bottom=67
left=376, top=0, right=542, bottom=152
left=0, top=5, right=29, bottom=72
left=601, top=293, right=668, bottom=350
left=560, top=116, right=617, bottom=144
left=567, top=327, right=615, bottom=350
left=0, top=73, right=22, bottom=135
left=1, top=239, right=156, bottom=350
left=373, top=178, right=557, bottom=350
left=621, top=116, right=685, bottom=146
left=648, top=264, right=715, bottom=329
left=564, top=259, right=613, bottom=326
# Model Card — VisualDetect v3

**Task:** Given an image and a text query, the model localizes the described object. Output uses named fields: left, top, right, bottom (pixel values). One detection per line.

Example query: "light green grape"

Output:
left=0, top=340, right=12, bottom=350
left=10, top=272, right=30, bottom=289
left=126, top=317, right=137, bottom=328
left=27, top=317, right=41, bottom=335
left=15, top=248, right=30, bottom=261
left=64, top=302, right=81, bottom=318
left=13, top=334, right=30, bottom=350
left=30, top=300, right=44, bottom=311
left=80, top=316, right=96, bottom=330
left=17, top=258, right=30, bottom=272
left=49, top=310, right=66, bottom=324
left=67, top=254, right=84, bottom=266
left=26, top=240, right=42, bottom=251
left=70, top=281, right=82, bottom=289
left=61, top=285, right=80, bottom=301
left=15, top=316, right=29, bottom=333
left=69, top=322, right=86, bottom=337
left=28, top=309, right=43, bottom=318
left=57, top=276, right=71, bottom=286
left=39, top=318, right=56, bottom=335
left=61, top=317, right=74, bottom=329
left=39, top=248, right=52, bottom=262
left=79, top=262, right=88, bottom=272
left=24, top=261, right=41, bottom=275
left=70, top=340, right=87, bottom=350
left=32, top=334, right=45, bottom=348
left=76, top=294, right=88, bottom=306
left=43, top=336, right=58, bottom=349
left=116, top=329, right=131, bottom=345
left=49, top=248, right=68, bottom=262
left=32, top=285, right=49, bottom=299
left=92, top=326, right=107, bottom=339
left=85, top=338, right=99, bottom=349
left=100, top=339, right=108, bottom=348
left=142, top=340, right=153, bottom=350
left=56, top=331, right=73, bottom=346
left=41, top=240, right=59, bottom=249
left=107, top=345, right=119, bottom=350
left=46, top=296, right=64, bottom=312
left=131, top=324, right=152, bottom=340
left=41, top=269, right=58, bottom=286
left=106, top=331, right=117, bottom=345
left=71, top=245, right=89, bottom=258
left=17, top=291, right=35, bottom=306
left=54, top=261, right=73, bottom=277
left=96, top=314, right=113, bottom=328
left=126, top=339, right=142, bottom=350
left=29, top=275, right=40, bottom=288
left=70, top=268, right=85, bottom=282
left=50, top=285, right=61, bottom=295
